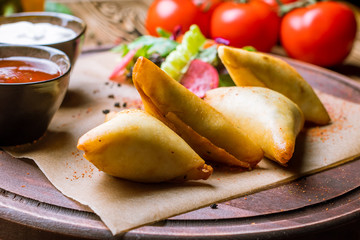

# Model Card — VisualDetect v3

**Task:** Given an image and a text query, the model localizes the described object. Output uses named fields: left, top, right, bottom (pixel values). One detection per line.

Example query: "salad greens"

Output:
left=112, top=35, right=178, bottom=59
left=109, top=24, right=255, bottom=89
left=160, top=25, right=206, bottom=81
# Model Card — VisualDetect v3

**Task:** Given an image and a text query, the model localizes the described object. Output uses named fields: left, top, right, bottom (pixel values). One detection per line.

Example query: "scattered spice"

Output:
left=307, top=98, right=354, bottom=143
left=108, top=94, right=115, bottom=99
left=102, top=109, right=110, bottom=114
left=65, top=150, right=101, bottom=181
left=114, top=102, right=120, bottom=108
left=122, top=102, right=127, bottom=108
left=210, top=203, right=218, bottom=209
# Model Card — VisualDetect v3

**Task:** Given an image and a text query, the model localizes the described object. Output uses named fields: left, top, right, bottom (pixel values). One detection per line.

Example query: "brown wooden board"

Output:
left=0, top=52, right=359, bottom=239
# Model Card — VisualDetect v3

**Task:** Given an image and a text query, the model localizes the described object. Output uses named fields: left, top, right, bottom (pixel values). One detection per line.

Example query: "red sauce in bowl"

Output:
left=0, top=56, right=61, bottom=83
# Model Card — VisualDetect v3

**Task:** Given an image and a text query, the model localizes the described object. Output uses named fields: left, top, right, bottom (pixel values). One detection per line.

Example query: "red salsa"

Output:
left=0, top=56, right=61, bottom=83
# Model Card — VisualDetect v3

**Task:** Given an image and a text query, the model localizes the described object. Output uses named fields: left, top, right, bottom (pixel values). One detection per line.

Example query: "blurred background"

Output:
left=0, top=0, right=357, bottom=48
left=1, top=0, right=359, bottom=80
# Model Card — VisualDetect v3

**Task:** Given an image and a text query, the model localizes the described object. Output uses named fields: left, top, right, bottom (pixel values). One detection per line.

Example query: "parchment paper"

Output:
left=4, top=52, right=360, bottom=235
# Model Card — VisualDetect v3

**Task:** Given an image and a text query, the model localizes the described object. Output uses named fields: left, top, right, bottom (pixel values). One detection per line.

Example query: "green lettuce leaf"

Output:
left=112, top=35, right=178, bottom=58
left=196, top=45, right=218, bottom=66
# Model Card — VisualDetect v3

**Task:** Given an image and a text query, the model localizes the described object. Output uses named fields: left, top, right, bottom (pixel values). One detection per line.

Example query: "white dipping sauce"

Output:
left=0, top=21, right=77, bottom=45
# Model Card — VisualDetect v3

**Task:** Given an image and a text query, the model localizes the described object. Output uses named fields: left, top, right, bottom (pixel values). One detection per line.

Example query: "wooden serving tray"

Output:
left=0, top=51, right=359, bottom=240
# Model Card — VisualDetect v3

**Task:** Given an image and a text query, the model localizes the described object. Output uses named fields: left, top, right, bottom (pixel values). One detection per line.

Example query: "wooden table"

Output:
left=1, top=1, right=360, bottom=239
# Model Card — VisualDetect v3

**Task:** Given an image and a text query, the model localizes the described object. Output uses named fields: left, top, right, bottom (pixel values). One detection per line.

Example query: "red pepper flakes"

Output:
left=120, top=97, right=143, bottom=110
left=65, top=158, right=100, bottom=181
left=21, top=185, right=25, bottom=188
left=307, top=98, right=355, bottom=143
left=57, top=123, right=67, bottom=129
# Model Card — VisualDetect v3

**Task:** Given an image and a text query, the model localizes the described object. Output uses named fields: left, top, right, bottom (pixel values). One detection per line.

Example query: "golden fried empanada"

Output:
left=218, top=46, right=330, bottom=125
left=132, top=57, right=263, bottom=169
left=204, top=87, right=304, bottom=165
left=77, top=109, right=213, bottom=183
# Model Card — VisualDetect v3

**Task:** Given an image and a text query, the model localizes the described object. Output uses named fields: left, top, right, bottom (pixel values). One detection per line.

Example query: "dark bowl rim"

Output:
left=0, top=45, right=71, bottom=86
left=0, top=11, right=87, bottom=46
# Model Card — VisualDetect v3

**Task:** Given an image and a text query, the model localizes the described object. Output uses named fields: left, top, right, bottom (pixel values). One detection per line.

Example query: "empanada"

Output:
left=77, top=109, right=213, bottom=183
left=132, top=57, right=263, bottom=169
left=218, top=46, right=330, bottom=125
left=204, top=87, right=304, bottom=165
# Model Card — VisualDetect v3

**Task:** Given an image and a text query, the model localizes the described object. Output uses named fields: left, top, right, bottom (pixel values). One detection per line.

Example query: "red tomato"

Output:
left=280, top=1, right=357, bottom=67
left=210, top=0, right=281, bottom=52
left=145, top=0, right=198, bottom=36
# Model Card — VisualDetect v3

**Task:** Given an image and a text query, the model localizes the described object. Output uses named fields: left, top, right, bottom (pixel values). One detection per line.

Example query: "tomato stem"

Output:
left=279, top=0, right=318, bottom=16
left=235, top=0, right=248, bottom=4
left=275, top=0, right=283, bottom=7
